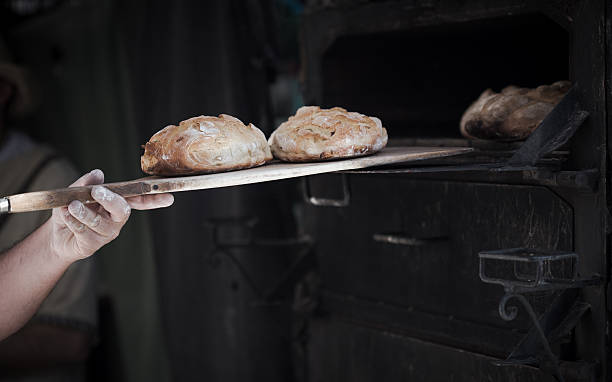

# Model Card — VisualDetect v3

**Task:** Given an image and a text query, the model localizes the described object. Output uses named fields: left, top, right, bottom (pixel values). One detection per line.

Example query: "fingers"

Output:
left=91, top=186, right=131, bottom=223
left=50, top=170, right=175, bottom=262
left=60, top=190, right=128, bottom=257
left=63, top=208, right=87, bottom=234
left=62, top=207, right=112, bottom=254
left=70, top=169, right=104, bottom=188
left=68, top=200, right=115, bottom=237
left=127, top=193, right=174, bottom=210
left=70, top=170, right=173, bottom=212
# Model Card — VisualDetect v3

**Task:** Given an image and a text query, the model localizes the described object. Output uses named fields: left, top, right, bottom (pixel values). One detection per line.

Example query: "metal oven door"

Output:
left=298, top=174, right=581, bottom=381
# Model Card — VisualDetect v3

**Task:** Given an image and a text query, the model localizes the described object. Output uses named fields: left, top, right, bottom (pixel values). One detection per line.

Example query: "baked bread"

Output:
left=268, top=106, right=388, bottom=162
left=141, top=114, right=272, bottom=175
left=460, top=81, right=570, bottom=141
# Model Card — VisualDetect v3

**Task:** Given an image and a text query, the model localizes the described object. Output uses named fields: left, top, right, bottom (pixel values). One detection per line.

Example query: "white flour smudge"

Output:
left=93, top=186, right=115, bottom=202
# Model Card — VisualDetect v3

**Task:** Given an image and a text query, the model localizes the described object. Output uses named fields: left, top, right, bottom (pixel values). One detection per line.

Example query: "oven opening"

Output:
left=320, top=14, right=569, bottom=141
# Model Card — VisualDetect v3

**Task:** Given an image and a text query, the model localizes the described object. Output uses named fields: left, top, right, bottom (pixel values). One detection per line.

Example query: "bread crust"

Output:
left=268, top=106, right=388, bottom=162
left=460, top=81, right=570, bottom=141
left=141, top=114, right=272, bottom=176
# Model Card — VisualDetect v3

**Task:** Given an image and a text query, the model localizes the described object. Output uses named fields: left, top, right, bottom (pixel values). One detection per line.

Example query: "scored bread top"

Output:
left=269, top=106, right=388, bottom=162
left=141, top=114, right=272, bottom=175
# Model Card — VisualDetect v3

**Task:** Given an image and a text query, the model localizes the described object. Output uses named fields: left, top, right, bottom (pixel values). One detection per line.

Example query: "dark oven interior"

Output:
left=318, top=15, right=569, bottom=139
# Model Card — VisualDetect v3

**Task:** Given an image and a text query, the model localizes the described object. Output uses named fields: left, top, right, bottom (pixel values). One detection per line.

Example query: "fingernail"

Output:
left=89, top=169, right=104, bottom=182
left=68, top=200, right=85, bottom=218
left=92, top=186, right=114, bottom=201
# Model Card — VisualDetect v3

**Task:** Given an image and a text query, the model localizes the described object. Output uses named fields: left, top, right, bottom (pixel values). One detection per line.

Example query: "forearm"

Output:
left=0, top=220, right=72, bottom=340
left=0, top=169, right=172, bottom=341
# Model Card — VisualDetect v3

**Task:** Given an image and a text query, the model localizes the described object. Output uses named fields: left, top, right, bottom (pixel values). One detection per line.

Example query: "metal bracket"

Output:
left=495, top=292, right=565, bottom=381
left=479, top=248, right=600, bottom=382
left=203, top=216, right=314, bottom=304
left=480, top=248, right=580, bottom=292
left=204, top=216, right=258, bottom=267
left=507, top=85, right=589, bottom=167
left=518, top=168, right=599, bottom=191
left=302, top=174, right=350, bottom=207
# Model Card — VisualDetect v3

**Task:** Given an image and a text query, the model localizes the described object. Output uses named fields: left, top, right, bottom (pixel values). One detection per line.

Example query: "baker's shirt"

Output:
left=0, top=131, right=97, bottom=382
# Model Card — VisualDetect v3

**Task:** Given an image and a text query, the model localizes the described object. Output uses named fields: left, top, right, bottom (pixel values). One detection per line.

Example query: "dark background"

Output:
left=1, top=1, right=302, bottom=381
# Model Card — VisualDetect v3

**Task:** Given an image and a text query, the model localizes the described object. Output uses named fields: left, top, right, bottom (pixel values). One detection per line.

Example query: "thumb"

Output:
left=70, top=169, right=105, bottom=188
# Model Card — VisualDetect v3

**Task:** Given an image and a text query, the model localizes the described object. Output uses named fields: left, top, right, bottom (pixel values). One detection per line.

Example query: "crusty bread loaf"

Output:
left=460, top=81, right=570, bottom=141
left=268, top=106, right=388, bottom=162
left=141, top=114, right=272, bottom=176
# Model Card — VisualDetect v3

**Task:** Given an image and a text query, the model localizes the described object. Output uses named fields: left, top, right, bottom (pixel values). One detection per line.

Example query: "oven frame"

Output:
left=298, top=1, right=609, bottom=380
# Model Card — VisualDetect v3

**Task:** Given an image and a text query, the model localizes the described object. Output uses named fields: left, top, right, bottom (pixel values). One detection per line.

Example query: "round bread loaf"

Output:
left=141, top=114, right=272, bottom=176
left=268, top=106, right=388, bottom=162
left=460, top=81, right=570, bottom=141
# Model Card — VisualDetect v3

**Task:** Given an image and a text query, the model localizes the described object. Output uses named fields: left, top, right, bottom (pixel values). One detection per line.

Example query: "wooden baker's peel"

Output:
left=0, top=146, right=472, bottom=214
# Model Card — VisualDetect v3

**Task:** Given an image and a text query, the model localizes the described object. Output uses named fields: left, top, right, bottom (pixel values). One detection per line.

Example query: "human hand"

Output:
left=49, top=169, right=173, bottom=262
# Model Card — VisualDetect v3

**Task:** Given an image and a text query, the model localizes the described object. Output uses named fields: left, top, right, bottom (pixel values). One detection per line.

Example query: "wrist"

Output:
left=42, top=220, right=74, bottom=268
